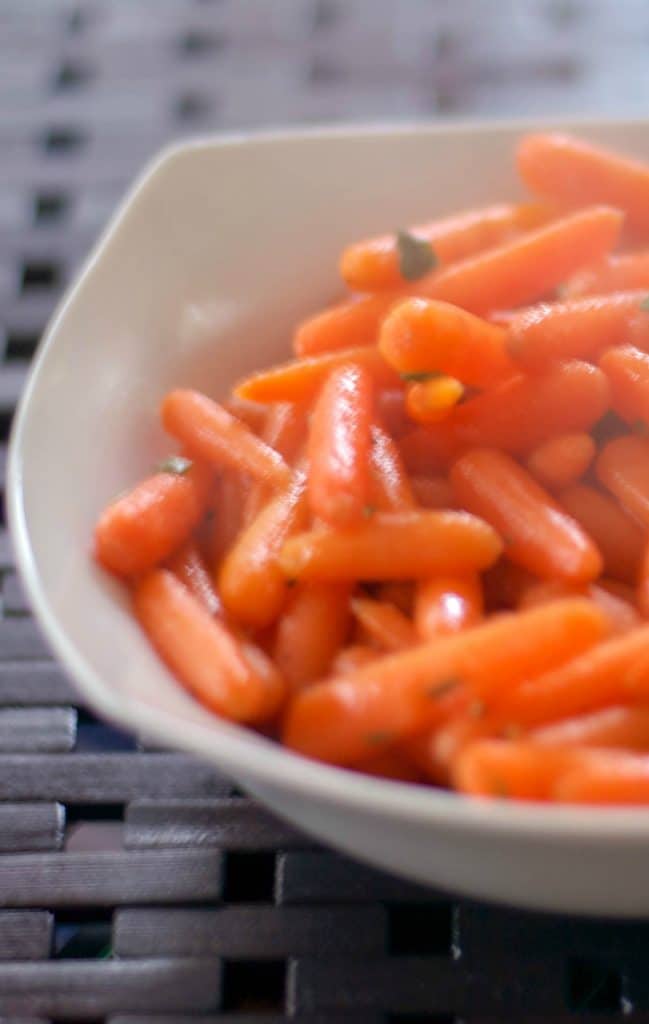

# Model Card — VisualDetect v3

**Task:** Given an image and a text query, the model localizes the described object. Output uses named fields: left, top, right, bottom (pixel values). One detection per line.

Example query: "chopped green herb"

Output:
left=366, top=730, right=394, bottom=746
left=426, top=677, right=460, bottom=700
left=399, top=370, right=441, bottom=383
left=158, top=455, right=193, bottom=476
left=396, top=230, right=437, bottom=282
left=640, top=294, right=649, bottom=312
left=362, top=504, right=377, bottom=519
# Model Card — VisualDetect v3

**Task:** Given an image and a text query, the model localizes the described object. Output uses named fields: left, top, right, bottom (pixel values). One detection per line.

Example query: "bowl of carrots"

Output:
left=10, top=119, right=649, bottom=915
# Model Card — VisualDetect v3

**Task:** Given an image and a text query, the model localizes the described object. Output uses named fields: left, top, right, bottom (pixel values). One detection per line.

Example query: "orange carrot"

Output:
left=507, top=291, right=648, bottom=370
left=517, top=133, right=649, bottom=233
left=235, top=345, right=398, bottom=404
left=355, top=750, right=422, bottom=783
left=482, top=559, right=536, bottom=611
left=244, top=401, right=309, bottom=521
left=376, top=582, right=415, bottom=616
left=494, top=626, right=649, bottom=728
left=600, top=345, right=649, bottom=426
left=414, top=576, right=483, bottom=640
left=410, top=475, right=455, bottom=509
left=273, top=582, right=351, bottom=691
left=282, top=599, right=607, bottom=765
left=376, top=387, right=410, bottom=438
left=331, top=645, right=378, bottom=674
left=340, top=202, right=548, bottom=292
left=398, top=426, right=459, bottom=475
left=162, top=389, right=290, bottom=490
left=452, top=740, right=580, bottom=800
left=637, top=539, right=649, bottom=618
left=219, top=472, right=308, bottom=628
left=558, top=483, right=643, bottom=585
left=368, top=424, right=415, bottom=511
left=134, top=570, right=285, bottom=723
left=350, top=596, right=417, bottom=652
left=526, top=433, right=595, bottom=490
left=94, top=460, right=211, bottom=577
left=294, top=294, right=399, bottom=357
left=425, top=206, right=623, bottom=315
left=380, top=298, right=514, bottom=387
left=532, top=706, right=649, bottom=751
left=404, top=713, right=492, bottom=786
left=279, top=510, right=503, bottom=582
left=166, top=541, right=223, bottom=617
left=405, top=376, right=464, bottom=425
left=597, top=434, right=649, bottom=527
left=566, top=250, right=649, bottom=297
left=208, top=470, right=250, bottom=571
left=451, top=449, right=603, bottom=583
left=223, top=395, right=267, bottom=434
left=518, top=580, right=641, bottom=635
left=555, top=752, right=649, bottom=805
left=308, top=363, right=374, bottom=527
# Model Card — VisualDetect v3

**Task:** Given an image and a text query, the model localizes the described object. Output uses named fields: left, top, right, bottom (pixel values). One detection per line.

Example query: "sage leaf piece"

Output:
left=396, top=229, right=437, bottom=281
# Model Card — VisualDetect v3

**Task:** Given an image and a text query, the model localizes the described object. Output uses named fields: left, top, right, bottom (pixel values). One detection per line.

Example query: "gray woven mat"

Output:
left=1, top=1, right=649, bottom=1020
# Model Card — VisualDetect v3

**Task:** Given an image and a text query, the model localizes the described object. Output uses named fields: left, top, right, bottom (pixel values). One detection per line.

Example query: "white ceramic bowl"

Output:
left=9, top=119, right=649, bottom=917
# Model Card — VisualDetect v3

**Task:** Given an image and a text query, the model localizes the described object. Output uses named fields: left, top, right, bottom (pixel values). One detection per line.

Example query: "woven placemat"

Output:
left=2, top=1, right=649, bottom=1020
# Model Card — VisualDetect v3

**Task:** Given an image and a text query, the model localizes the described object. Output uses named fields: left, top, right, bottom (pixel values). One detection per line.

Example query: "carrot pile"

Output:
left=94, top=132, right=649, bottom=805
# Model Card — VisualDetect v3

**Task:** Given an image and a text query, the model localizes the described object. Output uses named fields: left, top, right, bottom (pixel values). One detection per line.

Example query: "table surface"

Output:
left=3, top=1, right=649, bottom=1020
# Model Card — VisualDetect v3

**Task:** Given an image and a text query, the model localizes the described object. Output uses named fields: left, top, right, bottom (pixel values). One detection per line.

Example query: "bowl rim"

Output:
left=10, top=116, right=649, bottom=842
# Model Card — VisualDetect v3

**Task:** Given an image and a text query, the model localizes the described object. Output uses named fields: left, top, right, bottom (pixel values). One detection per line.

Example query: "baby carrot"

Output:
left=637, top=540, right=649, bottom=618
left=566, top=250, right=649, bottom=297
left=507, top=291, right=649, bottom=369
left=426, top=206, right=623, bottom=316
left=597, top=435, right=649, bottom=527
left=452, top=740, right=579, bottom=800
left=532, top=706, right=649, bottom=751
left=350, top=596, right=418, bottom=652
left=279, top=510, right=503, bottom=582
left=244, top=401, right=309, bottom=522
left=207, top=470, right=250, bottom=571
left=495, top=626, right=649, bottom=728
left=414, top=576, right=483, bottom=640
left=355, top=750, right=422, bottom=783
left=555, top=752, right=649, bottom=805
left=223, top=395, right=267, bottom=434
left=282, top=599, right=607, bottom=765
left=368, top=425, right=415, bottom=511
left=600, top=345, right=649, bottom=426
left=235, top=345, right=398, bottom=404
left=308, top=363, right=374, bottom=527
left=273, top=582, right=351, bottom=691
left=340, top=202, right=549, bottom=292
left=451, top=449, right=603, bottom=583
left=376, top=581, right=415, bottom=615
left=219, top=472, right=308, bottom=628
left=294, top=294, right=398, bottom=357
left=134, top=570, right=285, bottom=723
left=405, top=376, right=465, bottom=425
left=331, top=645, right=379, bottom=674
left=94, top=460, right=211, bottom=577
left=376, top=388, right=410, bottom=438
left=162, top=389, right=290, bottom=491
left=526, top=433, right=595, bottom=490
left=379, top=298, right=514, bottom=387
left=518, top=580, right=641, bottom=635
left=410, top=475, right=455, bottom=509
left=558, top=483, right=644, bottom=585
left=517, top=133, right=649, bottom=233
left=482, top=559, right=536, bottom=611
left=166, top=540, right=223, bottom=618
left=398, top=426, right=460, bottom=475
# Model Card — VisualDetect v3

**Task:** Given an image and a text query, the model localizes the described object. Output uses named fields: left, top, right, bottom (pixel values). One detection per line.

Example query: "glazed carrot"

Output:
left=134, top=570, right=285, bottom=723
left=350, top=596, right=418, bottom=652
left=507, top=291, right=648, bottom=369
left=162, top=389, right=290, bottom=490
left=219, top=472, right=308, bottom=628
left=166, top=541, right=223, bottom=617
left=368, top=425, right=415, bottom=511
left=482, top=559, right=536, bottom=611
left=495, top=626, right=649, bottom=728
left=451, top=449, right=603, bottom=583
left=600, top=345, right=649, bottom=426
left=245, top=401, right=309, bottom=521
left=517, top=133, right=649, bottom=233
left=414, top=576, right=483, bottom=640
left=597, top=435, right=649, bottom=527
left=235, top=345, right=398, bottom=404
left=452, top=740, right=579, bottom=800
left=558, top=483, right=643, bottom=585
left=355, top=750, right=422, bottom=783
left=331, top=645, right=378, bottom=674
left=94, top=461, right=211, bottom=577
left=376, top=582, right=415, bottom=616
left=208, top=470, right=250, bottom=571
left=404, top=713, right=492, bottom=786
left=532, top=706, right=649, bottom=751
left=279, top=510, right=503, bottom=582
left=340, top=202, right=549, bottom=292
left=405, top=376, right=464, bottom=425
left=555, top=752, right=649, bottom=805
left=379, top=298, right=514, bottom=387
left=566, top=250, right=649, bottom=297
left=398, top=426, right=459, bottom=475
left=526, top=433, right=595, bottom=490
left=223, top=395, right=267, bottom=434
left=376, top=387, right=410, bottom=438
left=282, top=599, right=607, bottom=765
left=518, top=580, right=641, bottom=635
left=425, top=206, right=623, bottom=315
left=637, top=540, right=649, bottom=618
left=308, top=363, right=374, bottom=527
left=273, top=582, right=351, bottom=691
left=294, top=294, right=398, bottom=357
left=410, top=475, right=455, bottom=509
